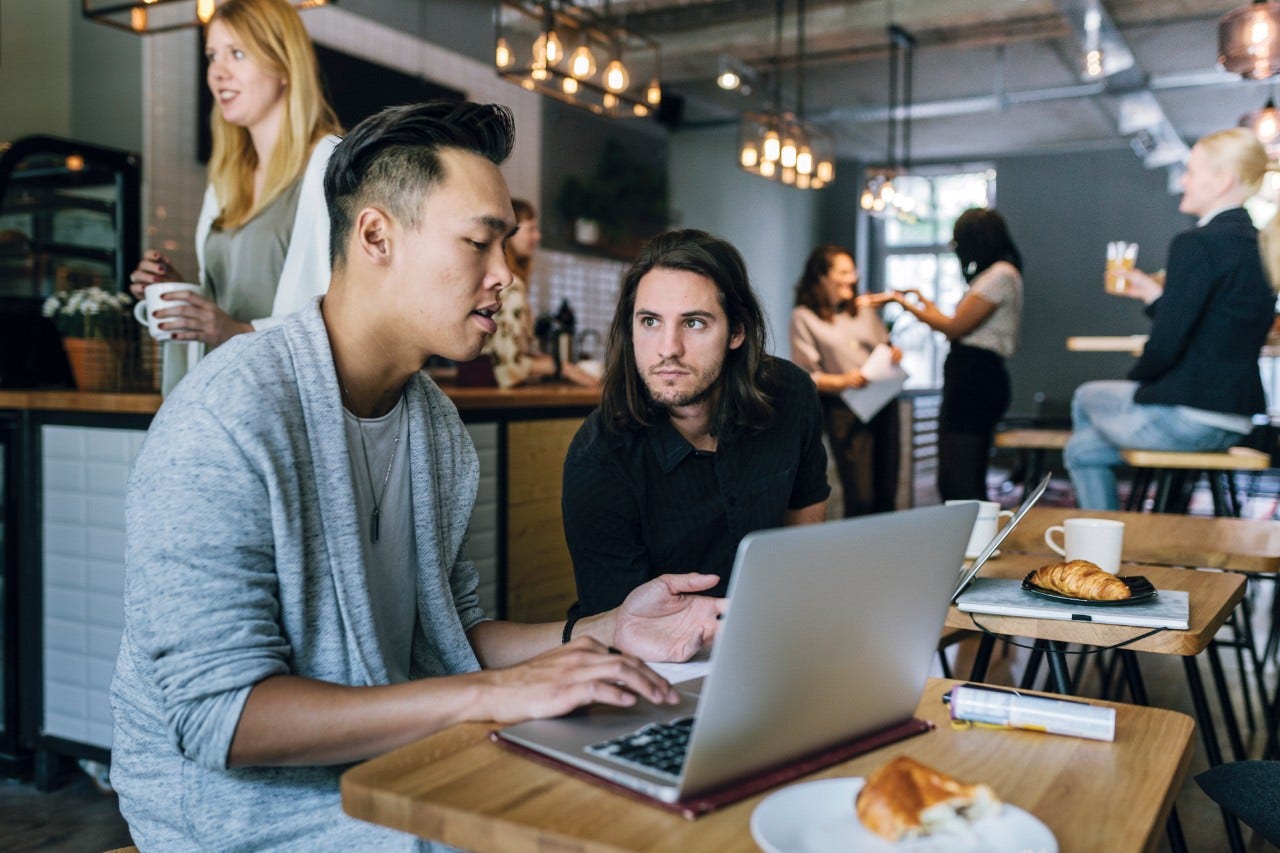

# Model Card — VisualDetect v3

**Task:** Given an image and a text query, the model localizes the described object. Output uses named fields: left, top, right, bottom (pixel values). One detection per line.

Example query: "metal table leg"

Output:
left=1205, top=643, right=1248, bottom=762
left=1183, top=656, right=1247, bottom=853
left=968, top=634, right=996, bottom=682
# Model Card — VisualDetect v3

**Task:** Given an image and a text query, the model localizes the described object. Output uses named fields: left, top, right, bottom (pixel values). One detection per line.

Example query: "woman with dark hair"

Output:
left=885, top=207, right=1024, bottom=500
left=790, top=245, right=902, bottom=516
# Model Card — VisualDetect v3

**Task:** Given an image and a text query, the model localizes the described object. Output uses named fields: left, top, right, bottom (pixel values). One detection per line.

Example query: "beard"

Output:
left=642, top=358, right=723, bottom=409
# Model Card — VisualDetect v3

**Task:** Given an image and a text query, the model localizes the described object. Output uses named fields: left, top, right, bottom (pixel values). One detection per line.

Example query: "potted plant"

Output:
left=41, top=286, right=136, bottom=391
left=556, top=139, right=670, bottom=258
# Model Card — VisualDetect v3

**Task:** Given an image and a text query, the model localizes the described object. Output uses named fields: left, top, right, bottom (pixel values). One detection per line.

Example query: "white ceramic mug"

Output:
left=946, top=499, right=1014, bottom=559
left=1044, top=518, right=1125, bottom=574
left=133, top=282, right=201, bottom=341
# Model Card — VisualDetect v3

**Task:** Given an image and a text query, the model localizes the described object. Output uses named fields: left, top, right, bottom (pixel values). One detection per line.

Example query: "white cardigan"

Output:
left=193, top=134, right=339, bottom=330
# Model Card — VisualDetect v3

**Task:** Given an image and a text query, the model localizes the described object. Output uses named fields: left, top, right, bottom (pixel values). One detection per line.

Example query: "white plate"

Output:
left=750, top=777, right=1057, bottom=853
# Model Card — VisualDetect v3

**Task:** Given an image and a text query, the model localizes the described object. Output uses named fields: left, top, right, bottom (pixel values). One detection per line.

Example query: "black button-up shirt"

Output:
left=563, top=358, right=831, bottom=615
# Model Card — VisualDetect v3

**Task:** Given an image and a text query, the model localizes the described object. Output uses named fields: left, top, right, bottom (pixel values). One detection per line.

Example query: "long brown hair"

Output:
left=600, top=229, right=775, bottom=436
left=506, top=198, right=535, bottom=282
left=794, top=244, right=857, bottom=321
left=207, top=0, right=341, bottom=230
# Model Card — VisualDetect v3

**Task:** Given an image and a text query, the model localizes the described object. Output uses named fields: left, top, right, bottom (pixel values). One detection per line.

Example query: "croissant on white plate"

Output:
left=855, top=755, right=1002, bottom=842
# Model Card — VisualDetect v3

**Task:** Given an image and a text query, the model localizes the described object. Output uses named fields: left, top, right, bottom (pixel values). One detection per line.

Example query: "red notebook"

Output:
left=490, top=716, right=934, bottom=820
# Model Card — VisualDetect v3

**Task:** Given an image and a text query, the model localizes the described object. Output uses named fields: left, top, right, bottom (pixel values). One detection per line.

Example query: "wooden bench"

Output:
left=1121, top=446, right=1271, bottom=516
left=994, top=428, right=1072, bottom=495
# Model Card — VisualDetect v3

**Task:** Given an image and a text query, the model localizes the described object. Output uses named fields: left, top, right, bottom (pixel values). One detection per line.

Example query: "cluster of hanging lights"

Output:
left=82, top=0, right=331, bottom=35
left=495, top=1, right=661, bottom=118
left=735, top=0, right=834, bottom=190
left=860, top=24, right=918, bottom=221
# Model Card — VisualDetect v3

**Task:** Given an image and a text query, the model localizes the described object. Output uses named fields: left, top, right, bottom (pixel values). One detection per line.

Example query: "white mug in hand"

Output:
left=946, top=500, right=1014, bottom=559
left=1044, top=518, right=1125, bottom=574
left=134, top=282, right=200, bottom=341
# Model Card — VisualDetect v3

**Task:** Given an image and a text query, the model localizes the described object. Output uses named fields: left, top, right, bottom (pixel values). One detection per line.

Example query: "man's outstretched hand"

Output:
left=610, top=573, right=728, bottom=662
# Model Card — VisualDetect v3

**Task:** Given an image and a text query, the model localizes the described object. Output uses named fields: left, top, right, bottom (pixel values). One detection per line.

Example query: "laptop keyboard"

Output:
left=585, top=716, right=695, bottom=781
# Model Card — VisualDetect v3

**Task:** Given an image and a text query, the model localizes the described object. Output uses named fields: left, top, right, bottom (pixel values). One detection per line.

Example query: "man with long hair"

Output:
left=562, top=230, right=831, bottom=624
left=112, top=103, right=724, bottom=850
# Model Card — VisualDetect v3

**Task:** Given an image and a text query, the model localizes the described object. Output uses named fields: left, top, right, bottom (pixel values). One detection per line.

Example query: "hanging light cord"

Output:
left=796, top=0, right=806, bottom=119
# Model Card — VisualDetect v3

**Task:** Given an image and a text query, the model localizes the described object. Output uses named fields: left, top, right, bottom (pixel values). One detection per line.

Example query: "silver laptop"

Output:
left=497, top=503, right=978, bottom=805
left=950, top=472, right=1053, bottom=603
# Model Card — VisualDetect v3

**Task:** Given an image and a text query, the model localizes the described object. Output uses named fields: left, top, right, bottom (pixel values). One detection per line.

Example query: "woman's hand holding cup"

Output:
left=129, top=250, right=183, bottom=300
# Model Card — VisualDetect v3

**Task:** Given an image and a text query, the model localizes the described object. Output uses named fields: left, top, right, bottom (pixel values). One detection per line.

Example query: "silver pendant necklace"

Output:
left=344, top=385, right=406, bottom=543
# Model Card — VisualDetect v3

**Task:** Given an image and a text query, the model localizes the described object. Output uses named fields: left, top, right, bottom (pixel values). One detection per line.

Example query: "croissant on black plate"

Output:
left=1030, top=559, right=1131, bottom=601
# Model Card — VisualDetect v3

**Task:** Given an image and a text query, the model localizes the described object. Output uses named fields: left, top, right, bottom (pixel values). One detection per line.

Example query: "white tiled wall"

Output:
left=39, top=419, right=499, bottom=751
left=140, top=6, right=542, bottom=286
left=42, top=425, right=146, bottom=750
left=528, top=249, right=627, bottom=353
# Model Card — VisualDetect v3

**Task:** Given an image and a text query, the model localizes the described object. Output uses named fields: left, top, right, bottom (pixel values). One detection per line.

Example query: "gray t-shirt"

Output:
left=960, top=260, right=1022, bottom=358
left=203, top=176, right=304, bottom=323
left=344, top=394, right=415, bottom=683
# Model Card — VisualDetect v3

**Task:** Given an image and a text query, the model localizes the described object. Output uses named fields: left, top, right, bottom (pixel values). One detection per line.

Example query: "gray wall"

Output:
left=995, top=147, right=1190, bottom=418
left=1, top=1, right=73, bottom=142
left=71, top=8, right=143, bottom=154
left=668, top=124, right=821, bottom=358
left=340, top=0, right=492, bottom=64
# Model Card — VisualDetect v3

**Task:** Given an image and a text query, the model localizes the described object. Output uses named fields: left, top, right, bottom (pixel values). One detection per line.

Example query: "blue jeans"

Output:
left=1064, top=381, right=1242, bottom=510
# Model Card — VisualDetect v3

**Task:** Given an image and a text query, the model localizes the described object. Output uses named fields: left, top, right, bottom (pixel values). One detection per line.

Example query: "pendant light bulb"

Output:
left=781, top=166, right=796, bottom=185
left=796, top=147, right=813, bottom=176
left=646, top=78, right=662, bottom=106
left=780, top=136, right=798, bottom=169
left=569, top=45, right=597, bottom=79
left=740, top=143, right=759, bottom=169
left=197, top=0, right=215, bottom=24
left=717, top=69, right=741, bottom=89
left=495, top=37, right=514, bottom=69
left=563, top=76, right=579, bottom=95
left=602, top=92, right=618, bottom=109
left=604, top=59, right=630, bottom=92
left=762, top=130, right=781, bottom=163
left=531, top=61, right=549, bottom=82
left=760, top=159, right=777, bottom=178
left=131, top=6, right=147, bottom=30
left=533, top=31, right=564, bottom=67
left=817, top=160, right=834, bottom=183
left=797, top=172, right=811, bottom=190
left=861, top=187, right=875, bottom=210
left=633, top=103, right=649, bottom=117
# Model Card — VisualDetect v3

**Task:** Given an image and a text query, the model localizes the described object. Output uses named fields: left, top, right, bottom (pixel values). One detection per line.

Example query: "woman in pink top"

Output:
left=790, top=245, right=903, bottom=517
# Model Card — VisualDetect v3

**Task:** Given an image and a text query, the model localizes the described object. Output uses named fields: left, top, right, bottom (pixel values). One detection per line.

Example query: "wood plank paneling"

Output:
left=506, top=418, right=584, bottom=623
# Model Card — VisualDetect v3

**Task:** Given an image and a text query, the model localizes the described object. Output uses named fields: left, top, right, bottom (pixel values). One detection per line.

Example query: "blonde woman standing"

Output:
left=1065, top=127, right=1279, bottom=509
left=129, top=0, right=340, bottom=351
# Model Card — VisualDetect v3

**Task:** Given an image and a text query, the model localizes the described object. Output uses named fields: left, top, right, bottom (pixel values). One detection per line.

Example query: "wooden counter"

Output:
left=0, top=383, right=599, bottom=415
left=2, top=382, right=601, bottom=783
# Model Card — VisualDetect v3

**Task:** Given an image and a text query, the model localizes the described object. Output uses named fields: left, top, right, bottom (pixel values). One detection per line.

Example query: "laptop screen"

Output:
left=949, top=472, right=1052, bottom=602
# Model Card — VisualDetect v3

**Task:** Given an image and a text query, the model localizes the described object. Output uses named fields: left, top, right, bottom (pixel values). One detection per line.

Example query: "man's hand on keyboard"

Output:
left=476, top=638, right=680, bottom=724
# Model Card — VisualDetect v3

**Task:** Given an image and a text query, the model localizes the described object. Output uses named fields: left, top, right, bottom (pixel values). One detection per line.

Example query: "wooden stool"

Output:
left=994, top=429, right=1072, bottom=494
left=1121, top=447, right=1270, bottom=517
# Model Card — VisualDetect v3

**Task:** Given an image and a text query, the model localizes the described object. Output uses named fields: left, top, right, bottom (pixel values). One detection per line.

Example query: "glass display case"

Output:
left=0, top=135, right=139, bottom=303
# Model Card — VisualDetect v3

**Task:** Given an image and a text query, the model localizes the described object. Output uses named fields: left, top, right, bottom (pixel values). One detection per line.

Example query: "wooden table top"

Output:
left=1001, top=507, right=1280, bottom=574
left=341, top=678, right=1194, bottom=853
left=946, top=552, right=1245, bottom=655
left=0, top=382, right=600, bottom=416
left=1067, top=333, right=1280, bottom=357
left=1066, top=334, right=1149, bottom=354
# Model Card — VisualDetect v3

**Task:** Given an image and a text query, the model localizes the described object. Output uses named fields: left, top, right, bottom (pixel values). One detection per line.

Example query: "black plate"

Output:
left=1021, top=572, right=1157, bottom=606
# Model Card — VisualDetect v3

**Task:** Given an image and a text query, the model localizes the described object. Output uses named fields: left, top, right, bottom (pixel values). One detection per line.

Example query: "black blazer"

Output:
left=1131, top=207, right=1274, bottom=416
